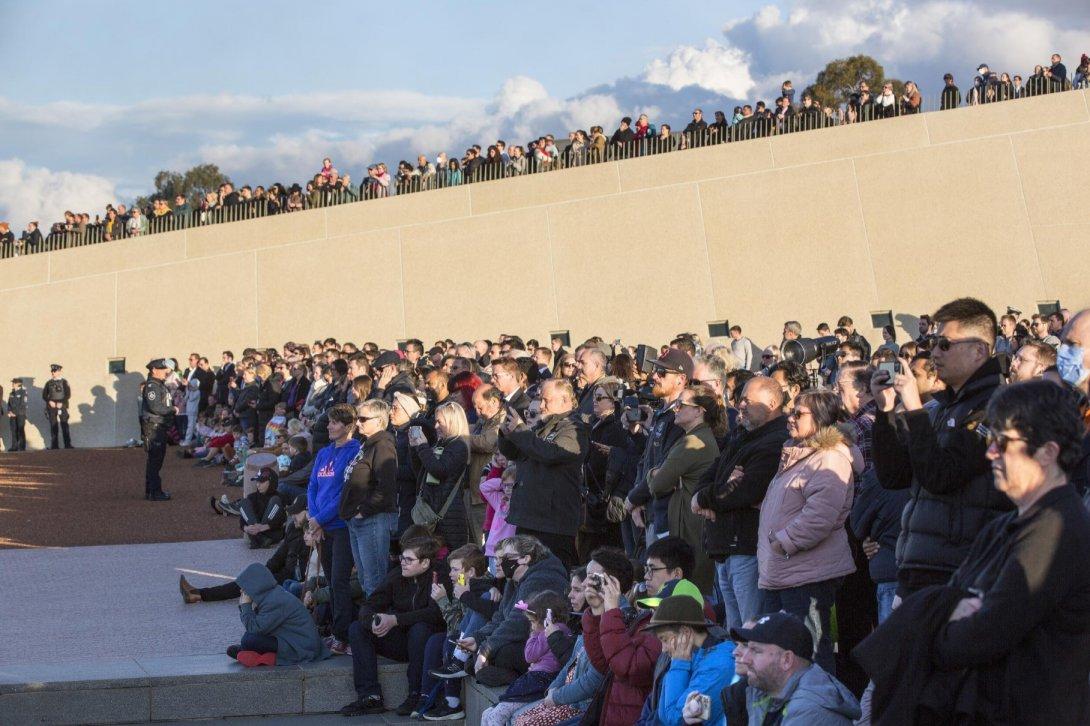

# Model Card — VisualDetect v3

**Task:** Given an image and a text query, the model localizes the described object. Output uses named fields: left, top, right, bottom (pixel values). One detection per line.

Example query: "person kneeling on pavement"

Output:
left=181, top=498, right=311, bottom=603
left=728, top=612, right=859, bottom=725
left=226, top=562, right=329, bottom=667
left=211, top=466, right=287, bottom=548
left=340, top=535, right=448, bottom=718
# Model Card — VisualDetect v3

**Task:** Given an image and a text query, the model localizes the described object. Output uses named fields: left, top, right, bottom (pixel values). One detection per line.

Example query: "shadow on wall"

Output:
left=0, top=372, right=147, bottom=451
left=895, top=313, right=924, bottom=344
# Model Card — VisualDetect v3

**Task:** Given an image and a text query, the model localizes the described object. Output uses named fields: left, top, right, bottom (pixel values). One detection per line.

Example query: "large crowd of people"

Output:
left=165, top=297, right=1090, bottom=723
left=2, top=52, right=1086, bottom=259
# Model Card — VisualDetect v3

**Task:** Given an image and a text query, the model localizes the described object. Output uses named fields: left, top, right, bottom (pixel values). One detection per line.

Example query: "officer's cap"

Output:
left=146, top=358, right=176, bottom=371
left=50, top=364, right=62, bottom=373
left=10, top=377, right=21, bottom=384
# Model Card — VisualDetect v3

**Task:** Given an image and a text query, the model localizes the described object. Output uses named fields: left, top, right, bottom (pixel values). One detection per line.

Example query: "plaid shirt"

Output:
left=850, top=399, right=878, bottom=482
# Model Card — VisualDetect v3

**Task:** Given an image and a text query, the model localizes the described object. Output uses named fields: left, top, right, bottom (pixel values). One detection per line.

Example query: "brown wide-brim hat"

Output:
left=639, top=595, right=707, bottom=631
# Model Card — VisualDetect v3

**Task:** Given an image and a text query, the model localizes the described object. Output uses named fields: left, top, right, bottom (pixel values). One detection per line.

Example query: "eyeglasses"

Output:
left=677, top=400, right=701, bottom=410
left=398, top=555, right=419, bottom=564
left=561, top=362, right=576, bottom=368
left=933, top=336, right=983, bottom=352
left=653, top=366, right=676, bottom=377
left=593, top=395, right=612, bottom=402
left=787, top=409, right=812, bottom=419
left=987, top=432, right=1028, bottom=453
left=356, top=415, right=376, bottom=423
left=761, top=354, right=774, bottom=359
left=644, top=564, right=671, bottom=577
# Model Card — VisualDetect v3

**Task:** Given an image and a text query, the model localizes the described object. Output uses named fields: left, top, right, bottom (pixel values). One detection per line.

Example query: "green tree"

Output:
left=805, top=54, right=902, bottom=107
left=134, top=164, right=231, bottom=210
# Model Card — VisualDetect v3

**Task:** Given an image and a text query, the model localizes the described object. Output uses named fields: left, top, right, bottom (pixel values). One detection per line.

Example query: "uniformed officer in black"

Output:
left=42, top=363, right=73, bottom=449
left=7, top=377, right=27, bottom=451
left=141, top=358, right=176, bottom=501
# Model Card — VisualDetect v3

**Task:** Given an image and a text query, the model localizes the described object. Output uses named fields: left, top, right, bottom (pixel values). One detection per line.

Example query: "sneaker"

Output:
left=429, top=661, right=469, bottom=680
left=423, top=701, right=465, bottom=721
left=226, top=644, right=240, bottom=659
left=395, top=693, right=421, bottom=717
left=340, top=695, right=385, bottom=716
left=328, top=637, right=352, bottom=656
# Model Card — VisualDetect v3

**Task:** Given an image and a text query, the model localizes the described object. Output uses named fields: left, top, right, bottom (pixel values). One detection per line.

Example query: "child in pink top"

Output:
left=480, top=463, right=517, bottom=558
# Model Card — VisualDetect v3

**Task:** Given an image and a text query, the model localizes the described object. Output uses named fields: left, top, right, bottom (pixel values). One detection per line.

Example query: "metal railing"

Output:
left=3, top=78, right=1086, bottom=262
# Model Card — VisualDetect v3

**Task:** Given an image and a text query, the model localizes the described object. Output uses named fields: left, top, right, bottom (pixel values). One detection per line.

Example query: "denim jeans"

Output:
left=717, top=555, right=761, bottom=630
left=348, top=512, right=395, bottom=597
left=760, top=577, right=842, bottom=674
left=875, top=581, right=897, bottom=624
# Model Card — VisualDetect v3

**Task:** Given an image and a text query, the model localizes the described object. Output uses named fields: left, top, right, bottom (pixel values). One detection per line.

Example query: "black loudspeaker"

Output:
left=707, top=320, right=730, bottom=338
left=108, top=358, right=126, bottom=374
left=550, top=330, right=571, bottom=348
left=1037, top=300, right=1060, bottom=316
left=870, top=310, right=893, bottom=329
left=635, top=344, right=657, bottom=374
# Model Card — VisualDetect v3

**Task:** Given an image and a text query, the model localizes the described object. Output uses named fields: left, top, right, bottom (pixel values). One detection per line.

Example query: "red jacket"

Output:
left=582, top=607, right=662, bottom=726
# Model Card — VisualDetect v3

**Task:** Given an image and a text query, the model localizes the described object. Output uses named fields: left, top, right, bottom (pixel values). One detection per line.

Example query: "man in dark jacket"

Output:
left=373, top=351, right=417, bottom=403
left=838, top=316, right=872, bottom=360
left=575, top=345, right=608, bottom=423
left=940, top=73, right=961, bottom=110
left=341, top=399, right=399, bottom=596
left=467, top=384, right=505, bottom=542
left=626, top=349, right=692, bottom=547
left=693, top=376, right=789, bottom=630
left=342, top=536, right=448, bottom=717
left=390, top=390, right=435, bottom=539
left=464, top=534, right=570, bottom=685
left=871, top=297, right=1013, bottom=597
left=215, top=351, right=236, bottom=405
left=500, top=378, right=589, bottom=569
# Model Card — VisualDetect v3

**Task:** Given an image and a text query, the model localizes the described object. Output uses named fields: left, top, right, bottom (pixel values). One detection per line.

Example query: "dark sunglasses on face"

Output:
left=357, top=415, right=376, bottom=423
left=987, top=431, right=1028, bottom=452
left=593, top=395, right=612, bottom=402
left=933, top=336, right=980, bottom=352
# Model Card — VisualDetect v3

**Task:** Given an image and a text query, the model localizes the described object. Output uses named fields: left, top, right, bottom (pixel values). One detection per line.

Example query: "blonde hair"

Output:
left=434, top=401, right=470, bottom=438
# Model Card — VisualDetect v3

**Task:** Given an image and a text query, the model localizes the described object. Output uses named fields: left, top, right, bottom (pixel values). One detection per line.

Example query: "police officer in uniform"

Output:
left=141, top=358, right=175, bottom=501
left=7, top=378, right=27, bottom=451
left=43, top=363, right=73, bottom=449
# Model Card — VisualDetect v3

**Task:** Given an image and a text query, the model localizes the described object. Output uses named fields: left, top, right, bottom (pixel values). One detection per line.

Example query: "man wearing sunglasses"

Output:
left=870, top=298, right=1012, bottom=599
left=626, top=349, right=693, bottom=549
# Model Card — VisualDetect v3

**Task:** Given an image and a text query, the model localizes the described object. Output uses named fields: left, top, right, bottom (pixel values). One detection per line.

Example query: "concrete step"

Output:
left=0, top=653, right=457, bottom=725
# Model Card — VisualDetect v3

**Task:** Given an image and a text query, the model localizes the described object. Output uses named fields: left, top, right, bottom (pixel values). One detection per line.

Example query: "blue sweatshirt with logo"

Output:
left=307, top=438, right=362, bottom=530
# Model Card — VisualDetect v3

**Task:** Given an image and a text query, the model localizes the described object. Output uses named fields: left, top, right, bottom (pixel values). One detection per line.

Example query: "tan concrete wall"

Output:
left=2, top=89, right=1088, bottom=448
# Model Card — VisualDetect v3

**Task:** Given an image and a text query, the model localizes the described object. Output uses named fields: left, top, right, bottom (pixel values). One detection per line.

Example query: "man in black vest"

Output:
left=42, top=363, right=72, bottom=449
left=142, top=358, right=176, bottom=501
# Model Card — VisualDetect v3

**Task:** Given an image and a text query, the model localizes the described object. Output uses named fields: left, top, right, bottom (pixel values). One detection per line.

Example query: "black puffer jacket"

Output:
left=872, top=358, right=1013, bottom=585
left=412, top=435, right=469, bottom=549
left=695, top=415, right=790, bottom=559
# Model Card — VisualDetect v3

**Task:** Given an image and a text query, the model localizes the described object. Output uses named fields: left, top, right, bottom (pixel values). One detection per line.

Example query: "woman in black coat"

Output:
left=931, top=382, right=1090, bottom=724
left=410, top=401, right=470, bottom=550
left=577, top=379, right=631, bottom=561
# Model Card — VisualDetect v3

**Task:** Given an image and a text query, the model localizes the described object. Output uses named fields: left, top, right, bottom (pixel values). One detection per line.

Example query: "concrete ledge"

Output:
left=0, top=653, right=413, bottom=725
left=465, top=679, right=505, bottom=724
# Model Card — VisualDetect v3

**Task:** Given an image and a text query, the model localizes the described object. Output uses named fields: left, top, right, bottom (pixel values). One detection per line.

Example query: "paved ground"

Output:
left=0, top=539, right=267, bottom=667
left=0, top=447, right=242, bottom=548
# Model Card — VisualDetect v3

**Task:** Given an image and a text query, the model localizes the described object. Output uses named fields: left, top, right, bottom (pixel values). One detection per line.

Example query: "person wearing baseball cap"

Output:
left=639, top=595, right=736, bottom=725
left=731, top=611, right=860, bottom=724
left=373, top=350, right=416, bottom=403
left=625, top=347, right=693, bottom=540
left=141, top=358, right=177, bottom=501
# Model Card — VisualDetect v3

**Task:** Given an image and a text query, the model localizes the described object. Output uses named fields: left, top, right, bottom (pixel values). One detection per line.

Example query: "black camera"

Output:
left=781, top=336, right=839, bottom=365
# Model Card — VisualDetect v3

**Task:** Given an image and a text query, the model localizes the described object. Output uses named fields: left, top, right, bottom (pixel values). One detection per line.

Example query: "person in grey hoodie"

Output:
left=229, top=562, right=330, bottom=667
left=731, top=612, right=860, bottom=725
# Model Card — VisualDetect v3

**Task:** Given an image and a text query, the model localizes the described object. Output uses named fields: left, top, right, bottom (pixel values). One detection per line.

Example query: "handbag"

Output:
left=411, top=446, right=466, bottom=532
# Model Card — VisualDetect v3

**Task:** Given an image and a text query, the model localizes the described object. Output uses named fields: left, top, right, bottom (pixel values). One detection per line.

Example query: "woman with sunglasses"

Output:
left=553, top=353, right=577, bottom=382
left=646, top=384, right=725, bottom=592
left=341, top=399, right=399, bottom=598
left=579, top=380, right=631, bottom=560
left=757, top=390, right=859, bottom=674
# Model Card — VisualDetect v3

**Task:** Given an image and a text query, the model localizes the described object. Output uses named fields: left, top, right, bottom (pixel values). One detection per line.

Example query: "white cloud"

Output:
left=1, top=0, right=1087, bottom=228
left=642, top=39, right=757, bottom=98
left=0, top=159, right=116, bottom=228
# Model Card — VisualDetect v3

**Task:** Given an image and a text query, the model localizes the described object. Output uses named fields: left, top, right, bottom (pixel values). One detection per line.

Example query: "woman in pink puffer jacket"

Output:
left=757, top=389, right=861, bottom=674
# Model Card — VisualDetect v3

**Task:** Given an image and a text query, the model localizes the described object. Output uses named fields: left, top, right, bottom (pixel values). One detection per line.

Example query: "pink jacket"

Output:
left=757, top=426, right=858, bottom=590
left=480, top=476, right=515, bottom=556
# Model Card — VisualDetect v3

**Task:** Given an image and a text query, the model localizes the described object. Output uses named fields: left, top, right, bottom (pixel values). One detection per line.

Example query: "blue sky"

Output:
left=1, top=0, right=1087, bottom=226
